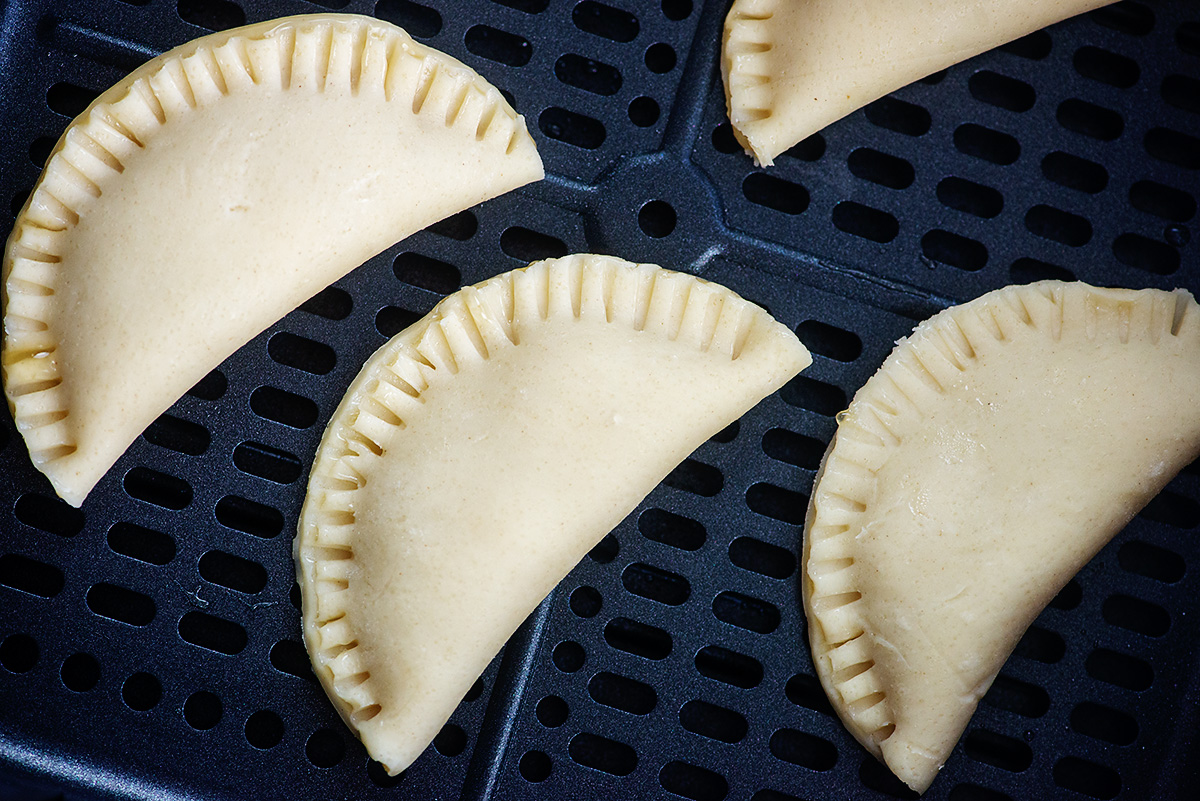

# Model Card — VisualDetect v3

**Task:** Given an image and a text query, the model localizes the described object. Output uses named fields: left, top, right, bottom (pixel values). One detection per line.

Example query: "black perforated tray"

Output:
left=1, top=1, right=1198, bottom=799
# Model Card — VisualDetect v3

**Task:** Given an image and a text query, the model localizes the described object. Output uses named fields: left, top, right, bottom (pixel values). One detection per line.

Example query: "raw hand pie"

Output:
left=2, top=14, right=543, bottom=507
left=295, top=253, right=811, bottom=774
left=803, top=282, right=1200, bottom=793
left=722, top=0, right=1115, bottom=166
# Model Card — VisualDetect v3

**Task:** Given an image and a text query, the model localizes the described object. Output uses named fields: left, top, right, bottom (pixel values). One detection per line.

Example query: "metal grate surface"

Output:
left=1, top=1, right=1198, bottom=799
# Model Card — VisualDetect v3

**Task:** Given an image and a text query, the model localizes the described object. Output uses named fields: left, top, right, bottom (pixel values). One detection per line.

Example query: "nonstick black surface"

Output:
left=1, top=1, right=1198, bottom=799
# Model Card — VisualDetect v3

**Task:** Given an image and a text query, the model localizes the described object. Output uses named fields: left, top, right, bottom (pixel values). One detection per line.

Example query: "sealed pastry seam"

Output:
left=297, top=254, right=811, bottom=774
left=3, top=13, right=542, bottom=507
left=804, top=282, right=1200, bottom=792
left=721, top=0, right=777, bottom=163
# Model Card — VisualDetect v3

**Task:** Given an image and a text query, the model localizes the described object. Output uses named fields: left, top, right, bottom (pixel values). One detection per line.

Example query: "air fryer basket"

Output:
left=1, top=0, right=1197, bottom=799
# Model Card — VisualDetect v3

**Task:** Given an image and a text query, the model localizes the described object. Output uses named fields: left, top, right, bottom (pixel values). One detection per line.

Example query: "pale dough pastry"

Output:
left=722, top=0, right=1115, bottom=166
left=803, top=282, right=1200, bottom=793
left=295, top=253, right=811, bottom=774
left=2, top=14, right=544, bottom=507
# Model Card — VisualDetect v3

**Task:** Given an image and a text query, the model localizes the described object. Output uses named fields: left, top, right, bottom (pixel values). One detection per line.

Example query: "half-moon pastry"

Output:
left=296, top=253, right=811, bottom=774
left=803, top=281, right=1200, bottom=793
left=2, top=13, right=543, bottom=507
left=722, top=0, right=1115, bottom=166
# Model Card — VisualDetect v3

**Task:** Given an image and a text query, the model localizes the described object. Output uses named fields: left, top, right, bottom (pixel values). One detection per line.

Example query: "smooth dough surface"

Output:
left=722, top=0, right=1114, bottom=165
left=803, top=282, right=1200, bottom=793
left=296, top=254, right=811, bottom=774
left=2, top=13, right=543, bottom=507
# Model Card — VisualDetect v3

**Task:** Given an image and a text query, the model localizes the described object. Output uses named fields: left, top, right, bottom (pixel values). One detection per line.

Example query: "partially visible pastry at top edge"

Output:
left=296, top=254, right=811, bottom=775
left=722, top=0, right=1115, bottom=166
left=803, top=282, right=1200, bottom=793
left=2, top=13, right=543, bottom=507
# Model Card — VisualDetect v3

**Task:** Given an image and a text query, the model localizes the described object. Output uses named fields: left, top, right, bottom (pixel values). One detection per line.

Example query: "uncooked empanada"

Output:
left=722, top=0, right=1114, bottom=166
left=804, top=282, right=1200, bottom=793
left=296, top=253, right=811, bottom=774
left=2, top=13, right=543, bottom=507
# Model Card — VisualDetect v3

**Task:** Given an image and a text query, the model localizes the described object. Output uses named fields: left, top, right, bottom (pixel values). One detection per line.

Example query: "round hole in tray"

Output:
left=306, top=728, right=346, bottom=768
left=639, top=200, right=677, bottom=238
left=245, top=710, right=284, bottom=749
left=0, top=633, right=37, bottom=673
left=552, top=641, right=585, bottom=673
left=434, top=724, right=467, bottom=757
left=629, top=96, right=661, bottom=127
left=60, top=653, right=100, bottom=692
left=570, top=586, right=603, bottom=618
left=645, top=42, right=676, bottom=73
left=122, top=672, right=162, bottom=712
left=536, top=695, right=569, bottom=727
left=184, top=691, right=223, bottom=730
left=712, top=123, right=739, bottom=154
left=519, top=750, right=552, bottom=782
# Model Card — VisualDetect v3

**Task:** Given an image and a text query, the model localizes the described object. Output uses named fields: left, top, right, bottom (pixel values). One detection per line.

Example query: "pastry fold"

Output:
left=722, top=0, right=1115, bottom=165
left=296, top=254, right=811, bottom=774
left=3, top=13, right=543, bottom=506
left=804, top=282, right=1200, bottom=793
